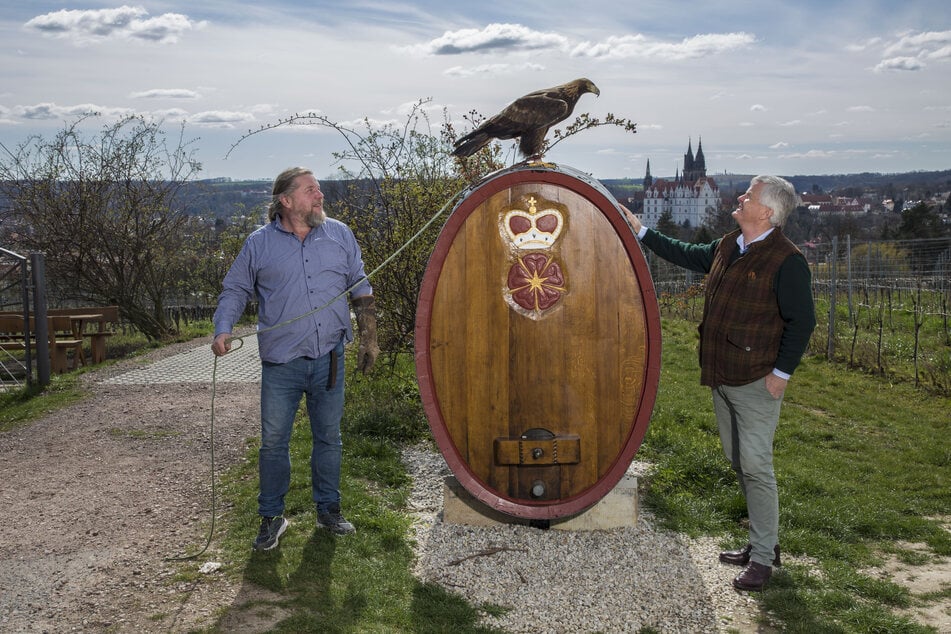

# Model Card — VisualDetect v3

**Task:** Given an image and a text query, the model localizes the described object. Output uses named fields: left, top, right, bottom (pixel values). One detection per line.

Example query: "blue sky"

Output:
left=2, top=1, right=950, bottom=182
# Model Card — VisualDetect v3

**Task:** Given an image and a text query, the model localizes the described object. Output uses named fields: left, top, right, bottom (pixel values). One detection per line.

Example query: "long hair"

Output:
left=267, top=167, right=313, bottom=221
left=752, top=175, right=799, bottom=227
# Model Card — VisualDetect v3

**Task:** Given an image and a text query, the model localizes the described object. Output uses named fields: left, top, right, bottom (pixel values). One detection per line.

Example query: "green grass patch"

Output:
left=639, top=316, right=950, bottom=633
left=0, top=374, right=85, bottom=432
left=197, top=354, right=505, bottom=633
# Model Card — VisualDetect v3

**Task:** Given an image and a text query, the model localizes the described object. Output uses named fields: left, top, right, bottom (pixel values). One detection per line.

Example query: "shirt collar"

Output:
left=737, top=227, right=774, bottom=253
left=274, top=214, right=319, bottom=239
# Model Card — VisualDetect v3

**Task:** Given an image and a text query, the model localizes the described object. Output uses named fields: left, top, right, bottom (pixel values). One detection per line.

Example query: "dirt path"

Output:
left=0, top=338, right=259, bottom=632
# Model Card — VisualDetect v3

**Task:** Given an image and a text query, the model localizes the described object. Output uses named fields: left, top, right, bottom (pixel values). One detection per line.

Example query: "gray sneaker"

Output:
left=253, top=515, right=288, bottom=551
left=316, top=507, right=355, bottom=535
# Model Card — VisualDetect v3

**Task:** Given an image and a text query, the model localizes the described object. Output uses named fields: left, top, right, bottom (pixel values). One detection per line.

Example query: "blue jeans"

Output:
left=258, top=341, right=345, bottom=517
left=712, top=377, right=784, bottom=567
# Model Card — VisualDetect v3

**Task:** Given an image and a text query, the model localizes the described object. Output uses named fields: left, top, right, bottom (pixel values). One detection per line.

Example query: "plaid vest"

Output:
left=699, top=228, right=801, bottom=387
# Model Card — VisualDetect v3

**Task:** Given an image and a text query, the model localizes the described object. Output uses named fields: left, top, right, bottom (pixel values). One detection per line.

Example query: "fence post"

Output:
left=846, top=234, right=853, bottom=326
left=827, top=236, right=837, bottom=360
left=30, top=253, right=51, bottom=387
left=16, top=252, right=33, bottom=385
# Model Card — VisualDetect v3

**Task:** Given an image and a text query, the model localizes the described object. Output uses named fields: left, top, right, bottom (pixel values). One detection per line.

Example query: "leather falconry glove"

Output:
left=352, top=295, right=380, bottom=374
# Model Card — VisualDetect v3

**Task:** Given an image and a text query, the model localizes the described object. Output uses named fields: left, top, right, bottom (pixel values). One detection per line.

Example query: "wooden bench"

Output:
left=46, top=306, right=119, bottom=364
left=0, top=315, right=85, bottom=373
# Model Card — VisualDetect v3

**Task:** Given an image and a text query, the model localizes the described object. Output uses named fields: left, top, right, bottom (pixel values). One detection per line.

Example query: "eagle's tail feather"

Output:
left=451, top=133, right=491, bottom=157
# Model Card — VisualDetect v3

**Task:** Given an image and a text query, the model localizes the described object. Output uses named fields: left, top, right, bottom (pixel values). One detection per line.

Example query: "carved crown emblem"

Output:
left=503, top=197, right=564, bottom=250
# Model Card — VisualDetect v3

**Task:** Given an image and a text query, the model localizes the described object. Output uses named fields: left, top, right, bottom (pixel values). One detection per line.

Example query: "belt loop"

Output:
left=327, top=348, right=338, bottom=389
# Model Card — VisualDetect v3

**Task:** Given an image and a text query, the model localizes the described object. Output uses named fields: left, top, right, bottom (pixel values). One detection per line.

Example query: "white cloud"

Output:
left=926, top=45, right=951, bottom=60
left=750, top=104, right=767, bottom=112
left=150, top=108, right=190, bottom=120
left=847, top=105, right=875, bottom=112
left=874, top=30, right=951, bottom=72
left=187, top=110, right=256, bottom=128
left=443, top=62, right=545, bottom=78
left=409, top=23, right=567, bottom=56
left=570, top=32, right=755, bottom=61
left=883, top=30, right=951, bottom=56
left=846, top=37, right=882, bottom=52
left=780, top=120, right=802, bottom=127
left=23, top=6, right=206, bottom=45
left=875, top=56, right=924, bottom=72
left=770, top=141, right=789, bottom=149
left=14, top=102, right=132, bottom=120
left=780, top=149, right=837, bottom=159
left=130, top=88, right=201, bottom=99
left=405, top=23, right=754, bottom=63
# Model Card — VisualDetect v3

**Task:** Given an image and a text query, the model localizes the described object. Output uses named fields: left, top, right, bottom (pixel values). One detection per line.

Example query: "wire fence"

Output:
left=647, top=236, right=951, bottom=394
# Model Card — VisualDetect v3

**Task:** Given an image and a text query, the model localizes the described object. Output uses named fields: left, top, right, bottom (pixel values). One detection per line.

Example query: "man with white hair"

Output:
left=622, top=175, right=816, bottom=591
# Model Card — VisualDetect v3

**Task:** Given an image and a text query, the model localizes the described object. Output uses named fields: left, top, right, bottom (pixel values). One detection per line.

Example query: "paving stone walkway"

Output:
left=101, top=335, right=261, bottom=384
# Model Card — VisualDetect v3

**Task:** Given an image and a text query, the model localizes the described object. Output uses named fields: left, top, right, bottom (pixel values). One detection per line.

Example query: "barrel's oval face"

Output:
left=415, top=165, right=661, bottom=519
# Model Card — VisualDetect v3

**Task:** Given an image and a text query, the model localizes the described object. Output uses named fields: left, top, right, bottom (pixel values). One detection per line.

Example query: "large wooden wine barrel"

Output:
left=415, top=163, right=661, bottom=520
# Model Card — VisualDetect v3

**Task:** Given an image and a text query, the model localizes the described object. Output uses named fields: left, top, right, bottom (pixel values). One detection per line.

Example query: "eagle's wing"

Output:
left=498, top=92, right=571, bottom=129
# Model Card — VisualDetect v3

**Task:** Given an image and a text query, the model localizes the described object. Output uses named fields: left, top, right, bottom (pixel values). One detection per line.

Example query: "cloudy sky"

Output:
left=2, top=1, right=950, bottom=182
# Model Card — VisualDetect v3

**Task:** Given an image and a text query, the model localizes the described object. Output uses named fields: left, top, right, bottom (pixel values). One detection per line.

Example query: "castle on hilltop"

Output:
left=639, top=139, right=720, bottom=230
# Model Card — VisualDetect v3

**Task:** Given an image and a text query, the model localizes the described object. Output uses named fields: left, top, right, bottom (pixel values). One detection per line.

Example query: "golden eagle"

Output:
left=451, top=78, right=600, bottom=160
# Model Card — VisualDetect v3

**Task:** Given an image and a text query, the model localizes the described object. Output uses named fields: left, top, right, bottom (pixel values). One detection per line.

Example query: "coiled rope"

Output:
left=165, top=184, right=470, bottom=561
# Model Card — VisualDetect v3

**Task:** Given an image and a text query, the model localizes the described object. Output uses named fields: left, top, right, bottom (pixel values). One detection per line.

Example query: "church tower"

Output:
left=643, top=159, right=653, bottom=188
left=683, top=140, right=695, bottom=182
left=683, top=138, right=706, bottom=182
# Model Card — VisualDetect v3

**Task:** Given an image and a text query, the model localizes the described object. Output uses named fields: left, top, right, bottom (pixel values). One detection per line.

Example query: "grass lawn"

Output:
left=640, top=318, right=950, bottom=633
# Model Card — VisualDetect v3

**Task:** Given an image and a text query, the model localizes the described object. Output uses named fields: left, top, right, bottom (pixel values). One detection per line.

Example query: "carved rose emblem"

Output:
left=507, top=253, right=566, bottom=312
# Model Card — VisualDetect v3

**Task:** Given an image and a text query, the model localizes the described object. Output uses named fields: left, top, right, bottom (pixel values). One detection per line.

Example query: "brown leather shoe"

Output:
left=719, top=543, right=781, bottom=567
left=733, top=561, right=772, bottom=592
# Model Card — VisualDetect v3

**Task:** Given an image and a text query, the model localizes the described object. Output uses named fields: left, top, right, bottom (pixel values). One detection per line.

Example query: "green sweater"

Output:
left=641, top=227, right=816, bottom=385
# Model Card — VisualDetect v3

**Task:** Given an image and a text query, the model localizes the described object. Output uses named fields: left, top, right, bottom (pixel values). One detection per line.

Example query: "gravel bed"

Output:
left=402, top=443, right=768, bottom=633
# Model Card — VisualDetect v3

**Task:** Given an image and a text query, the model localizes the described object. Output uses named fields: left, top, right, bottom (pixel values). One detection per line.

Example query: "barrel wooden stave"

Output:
left=417, top=166, right=659, bottom=519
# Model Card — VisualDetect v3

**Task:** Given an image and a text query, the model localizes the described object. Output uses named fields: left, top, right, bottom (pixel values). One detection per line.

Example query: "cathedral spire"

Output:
left=643, top=159, right=653, bottom=188
left=684, top=139, right=695, bottom=178
left=695, top=137, right=706, bottom=175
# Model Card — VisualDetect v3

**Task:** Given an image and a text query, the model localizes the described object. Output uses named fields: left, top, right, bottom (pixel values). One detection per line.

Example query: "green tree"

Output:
left=179, top=203, right=264, bottom=307
left=849, top=242, right=910, bottom=279
left=656, top=209, right=679, bottom=237
left=703, top=201, right=735, bottom=237
left=896, top=202, right=946, bottom=239
left=0, top=114, right=201, bottom=339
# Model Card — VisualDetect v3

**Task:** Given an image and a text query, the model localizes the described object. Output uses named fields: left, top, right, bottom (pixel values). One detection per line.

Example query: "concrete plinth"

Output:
left=442, top=475, right=638, bottom=530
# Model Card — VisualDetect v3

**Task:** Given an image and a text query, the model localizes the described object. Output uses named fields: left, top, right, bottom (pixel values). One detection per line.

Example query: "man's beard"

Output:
left=305, top=208, right=327, bottom=228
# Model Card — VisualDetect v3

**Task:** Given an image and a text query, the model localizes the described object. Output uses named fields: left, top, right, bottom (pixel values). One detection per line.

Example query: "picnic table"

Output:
left=0, top=306, right=119, bottom=374
left=67, top=313, right=104, bottom=365
left=0, top=315, right=84, bottom=374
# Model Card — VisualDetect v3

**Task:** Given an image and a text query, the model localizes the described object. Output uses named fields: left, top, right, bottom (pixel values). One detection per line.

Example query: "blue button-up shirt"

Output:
left=213, top=215, right=373, bottom=364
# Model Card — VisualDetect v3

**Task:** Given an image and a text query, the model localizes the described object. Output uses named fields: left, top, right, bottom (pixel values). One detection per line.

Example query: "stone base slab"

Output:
left=442, top=475, right=638, bottom=530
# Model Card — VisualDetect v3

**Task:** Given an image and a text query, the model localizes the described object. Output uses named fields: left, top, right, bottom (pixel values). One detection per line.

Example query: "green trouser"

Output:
left=712, top=376, right=783, bottom=567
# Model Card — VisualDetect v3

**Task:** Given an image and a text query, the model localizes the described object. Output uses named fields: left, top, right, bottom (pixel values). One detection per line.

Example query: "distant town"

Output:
left=187, top=141, right=951, bottom=244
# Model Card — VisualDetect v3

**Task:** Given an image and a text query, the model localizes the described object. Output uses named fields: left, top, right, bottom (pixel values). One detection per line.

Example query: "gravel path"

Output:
left=403, top=445, right=771, bottom=633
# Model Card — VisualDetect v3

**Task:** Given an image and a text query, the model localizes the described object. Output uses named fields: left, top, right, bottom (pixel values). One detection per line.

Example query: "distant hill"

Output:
left=180, top=170, right=951, bottom=220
